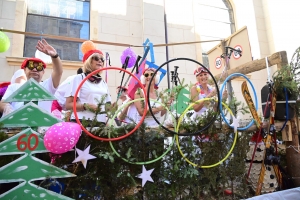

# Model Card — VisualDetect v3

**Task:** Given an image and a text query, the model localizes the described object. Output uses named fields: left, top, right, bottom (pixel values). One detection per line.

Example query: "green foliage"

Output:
left=290, top=46, right=300, bottom=116
left=0, top=84, right=254, bottom=199
left=272, top=65, right=299, bottom=100
left=290, top=46, right=300, bottom=88
left=228, top=94, right=250, bottom=116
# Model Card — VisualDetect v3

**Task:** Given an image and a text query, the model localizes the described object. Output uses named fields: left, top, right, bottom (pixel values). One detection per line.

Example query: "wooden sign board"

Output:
left=207, top=26, right=252, bottom=76
left=281, top=121, right=292, bottom=141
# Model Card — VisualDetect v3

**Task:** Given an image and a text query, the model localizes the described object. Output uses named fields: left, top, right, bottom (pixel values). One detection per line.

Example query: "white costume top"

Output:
left=2, top=76, right=56, bottom=114
left=54, top=75, right=77, bottom=110
left=65, top=73, right=111, bottom=123
left=136, top=99, right=161, bottom=128
left=117, top=96, right=138, bottom=124
left=190, top=84, right=213, bottom=120
left=11, top=69, right=26, bottom=83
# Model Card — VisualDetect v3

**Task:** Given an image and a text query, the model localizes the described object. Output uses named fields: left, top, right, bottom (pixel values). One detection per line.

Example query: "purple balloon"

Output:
left=120, top=48, right=137, bottom=68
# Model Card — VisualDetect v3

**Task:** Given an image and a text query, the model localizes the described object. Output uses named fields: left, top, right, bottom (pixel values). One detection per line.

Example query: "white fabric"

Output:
left=190, top=92, right=208, bottom=120
left=117, top=96, right=138, bottom=124
left=65, top=73, right=111, bottom=123
left=54, top=75, right=77, bottom=110
left=10, top=69, right=26, bottom=83
left=2, top=77, right=56, bottom=114
left=247, top=187, right=300, bottom=200
left=136, top=99, right=161, bottom=128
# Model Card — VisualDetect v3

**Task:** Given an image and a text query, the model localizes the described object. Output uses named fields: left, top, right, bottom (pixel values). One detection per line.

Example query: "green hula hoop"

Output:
left=109, top=98, right=176, bottom=165
left=175, top=97, right=237, bottom=168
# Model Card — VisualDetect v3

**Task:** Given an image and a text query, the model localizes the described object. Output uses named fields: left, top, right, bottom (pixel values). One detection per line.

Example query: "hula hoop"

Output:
left=219, top=73, right=258, bottom=130
left=73, top=67, right=147, bottom=141
left=109, top=98, right=176, bottom=164
left=176, top=98, right=237, bottom=168
left=147, top=57, right=220, bottom=136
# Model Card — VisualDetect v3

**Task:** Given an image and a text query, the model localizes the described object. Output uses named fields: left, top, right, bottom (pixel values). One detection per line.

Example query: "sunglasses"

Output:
left=195, top=67, right=208, bottom=76
left=27, top=61, right=45, bottom=72
left=144, top=73, right=154, bottom=77
left=92, top=56, right=105, bottom=63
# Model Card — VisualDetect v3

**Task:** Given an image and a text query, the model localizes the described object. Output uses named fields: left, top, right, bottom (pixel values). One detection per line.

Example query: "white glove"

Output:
left=2, top=104, right=14, bottom=117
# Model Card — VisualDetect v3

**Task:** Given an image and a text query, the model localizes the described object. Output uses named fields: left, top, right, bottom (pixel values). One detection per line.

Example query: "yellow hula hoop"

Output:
left=175, top=97, right=238, bottom=168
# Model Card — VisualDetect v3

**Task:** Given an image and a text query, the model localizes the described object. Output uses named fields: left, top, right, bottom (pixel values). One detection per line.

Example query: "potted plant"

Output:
left=272, top=64, right=299, bottom=120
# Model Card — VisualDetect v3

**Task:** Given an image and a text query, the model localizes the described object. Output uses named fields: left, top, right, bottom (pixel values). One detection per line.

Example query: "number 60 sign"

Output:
left=17, top=134, right=39, bottom=151
left=215, top=57, right=222, bottom=69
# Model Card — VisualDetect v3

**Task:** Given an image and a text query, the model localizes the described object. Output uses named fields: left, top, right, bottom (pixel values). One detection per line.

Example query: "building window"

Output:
left=194, top=0, right=235, bottom=67
left=24, top=0, right=90, bottom=61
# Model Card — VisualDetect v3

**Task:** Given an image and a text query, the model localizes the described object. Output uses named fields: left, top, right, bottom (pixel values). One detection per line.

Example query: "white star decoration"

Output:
left=230, top=115, right=240, bottom=133
left=136, top=165, right=154, bottom=187
left=72, top=145, right=96, bottom=169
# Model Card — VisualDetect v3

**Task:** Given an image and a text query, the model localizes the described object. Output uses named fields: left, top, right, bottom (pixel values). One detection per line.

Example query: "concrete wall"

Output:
left=0, top=0, right=22, bottom=81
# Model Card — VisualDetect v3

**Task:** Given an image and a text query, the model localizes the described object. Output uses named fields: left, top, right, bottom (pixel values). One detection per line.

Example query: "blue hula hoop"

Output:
left=220, top=73, right=258, bottom=131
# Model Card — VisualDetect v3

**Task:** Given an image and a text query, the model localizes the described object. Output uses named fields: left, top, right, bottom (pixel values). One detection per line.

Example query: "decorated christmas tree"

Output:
left=0, top=78, right=76, bottom=199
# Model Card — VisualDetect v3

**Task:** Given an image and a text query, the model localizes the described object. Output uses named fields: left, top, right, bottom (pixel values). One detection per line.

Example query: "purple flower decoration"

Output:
left=0, top=86, right=8, bottom=100
left=120, top=48, right=137, bottom=68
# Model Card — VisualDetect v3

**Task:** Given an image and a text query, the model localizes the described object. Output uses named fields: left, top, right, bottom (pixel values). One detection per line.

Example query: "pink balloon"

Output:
left=44, top=122, right=81, bottom=154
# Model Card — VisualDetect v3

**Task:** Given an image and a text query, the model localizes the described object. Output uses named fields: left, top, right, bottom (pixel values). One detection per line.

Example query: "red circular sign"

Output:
left=215, top=57, right=222, bottom=69
left=233, top=45, right=242, bottom=59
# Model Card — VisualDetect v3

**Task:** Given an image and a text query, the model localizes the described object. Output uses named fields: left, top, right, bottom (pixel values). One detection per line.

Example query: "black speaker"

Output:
left=274, top=100, right=295, bottom=120
left=261, top=85, right=295, bottom=120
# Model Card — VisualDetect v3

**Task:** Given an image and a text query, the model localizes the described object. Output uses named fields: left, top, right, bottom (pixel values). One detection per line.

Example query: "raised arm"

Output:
left=134, top=91, right=162, bottom=116
left=65, top=96, right=98, bottom=113
left=117, top=103, right=131, bottom=120
left=191, top=85, right=205, bottom=112
left=36, top=39, right=63, bottom=88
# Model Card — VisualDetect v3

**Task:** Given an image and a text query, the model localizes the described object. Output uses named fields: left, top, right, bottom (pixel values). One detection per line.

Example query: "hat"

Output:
left=83, top=49, right=103, bottom=63
left=21, top=58, right=46, bottom=69
left=142, top=68, right=156, bottom=74
left=77, top=68, right=83, bottom=74
left=194, top=67, right=208, bottom=76
left=117, top=86, right=128, bottom=91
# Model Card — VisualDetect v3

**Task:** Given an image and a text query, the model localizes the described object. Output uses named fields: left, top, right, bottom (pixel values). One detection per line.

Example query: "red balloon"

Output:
left=81, top=40, right=96, bottom=54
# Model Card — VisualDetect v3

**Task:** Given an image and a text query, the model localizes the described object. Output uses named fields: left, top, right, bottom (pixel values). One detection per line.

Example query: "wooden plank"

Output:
left=214, top=51, right=288, bottom=82
left=282, top=121, right=292, bottom=141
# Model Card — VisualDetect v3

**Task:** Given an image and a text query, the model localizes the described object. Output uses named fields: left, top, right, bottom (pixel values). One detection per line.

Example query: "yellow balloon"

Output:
left=0, top=31, right=10, bottom=53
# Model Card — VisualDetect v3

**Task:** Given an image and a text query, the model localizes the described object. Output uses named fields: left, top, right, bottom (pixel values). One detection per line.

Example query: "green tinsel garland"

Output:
left=0, top=88, right=253, bottom=200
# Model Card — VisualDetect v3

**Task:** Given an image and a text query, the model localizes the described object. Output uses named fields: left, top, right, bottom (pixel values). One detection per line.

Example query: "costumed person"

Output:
left=190, top=66, right=227, bottom=120
left=0, top=39, right=63, bottom=117
left=0, top=69, right=27, bottom=100
left=134, top=68, right=171, bottom=128
left=65, top=49, right=112, bottom=125
left=0, top=69, right=27, bottom=117
left=11, top=69, right=27, bottom=84
left=116, top=86, right=138, bottom=125
left=51, top=68, right=83, bottom=119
